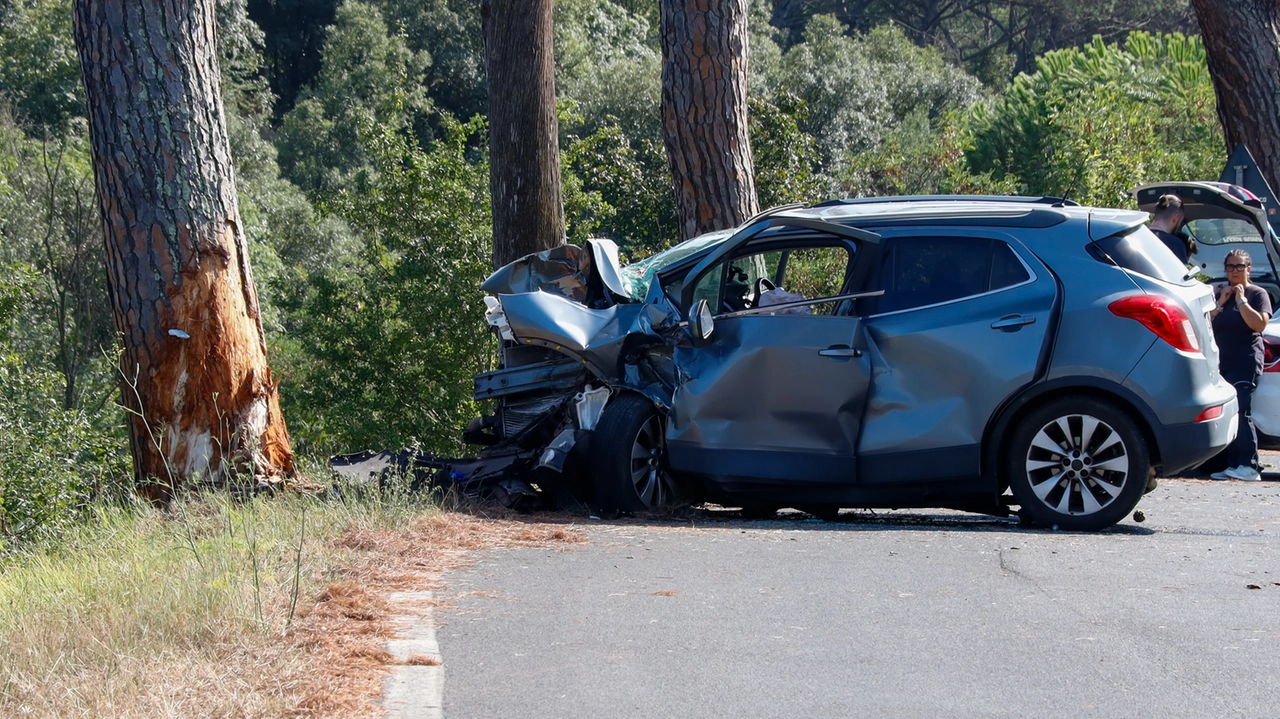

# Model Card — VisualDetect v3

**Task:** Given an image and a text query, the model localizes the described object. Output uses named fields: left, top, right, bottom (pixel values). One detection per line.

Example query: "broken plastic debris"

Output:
left=575, top=384, right=611, bottom=431
left=483, top=296, right=515, bottom=341
left=168, top=329, right=190, bottom=339
left=536, top=429, right=579, bottom=473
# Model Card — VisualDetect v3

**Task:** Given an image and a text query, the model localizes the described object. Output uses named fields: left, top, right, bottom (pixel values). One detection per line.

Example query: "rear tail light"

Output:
left=1194, top=405, right=1223, bottom=422
left=1108, top=295, right=1201, bottom=354
left=1265, top=339, right=1280, bottom=373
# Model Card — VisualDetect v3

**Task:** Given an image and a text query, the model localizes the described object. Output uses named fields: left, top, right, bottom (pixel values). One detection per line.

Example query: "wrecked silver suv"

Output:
left=466, top=198, right=1239, bottom=530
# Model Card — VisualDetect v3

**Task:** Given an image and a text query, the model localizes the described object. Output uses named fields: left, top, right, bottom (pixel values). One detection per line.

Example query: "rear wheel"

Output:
left=1006, top=398, right=1148, bottom=531
left=590, top=393, right=669, bottom=513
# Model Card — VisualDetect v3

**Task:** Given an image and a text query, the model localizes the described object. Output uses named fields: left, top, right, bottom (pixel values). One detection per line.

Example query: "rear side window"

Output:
left=1092, top=226, right=1192, bottom=284
left=867, top=236, right=1031, bottom=315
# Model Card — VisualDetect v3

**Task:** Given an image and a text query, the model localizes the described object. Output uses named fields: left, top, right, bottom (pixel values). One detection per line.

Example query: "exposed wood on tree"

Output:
left=1193, top=0, right=1280, bottom=195
left=660, top=0, right=759, bottom=241
left=481, top=0, right=565, bottom=268
left=73, top=0, right=294, bottom=498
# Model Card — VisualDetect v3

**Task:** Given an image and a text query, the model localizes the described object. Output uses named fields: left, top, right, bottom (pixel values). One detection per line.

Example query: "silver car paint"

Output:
left=665, top=314, right=872, bottom=481
left=857, top=228, right=1055, bottom=460
left=488, top=200, right=1235, bottom=489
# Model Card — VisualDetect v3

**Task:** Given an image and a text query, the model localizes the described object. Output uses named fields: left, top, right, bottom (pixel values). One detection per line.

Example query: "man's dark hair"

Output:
left=1153, top=194, right=1183, bottom=223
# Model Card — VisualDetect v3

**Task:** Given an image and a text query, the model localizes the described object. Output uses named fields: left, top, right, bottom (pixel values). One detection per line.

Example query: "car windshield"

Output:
left=618, top=230, right=734, bottom=301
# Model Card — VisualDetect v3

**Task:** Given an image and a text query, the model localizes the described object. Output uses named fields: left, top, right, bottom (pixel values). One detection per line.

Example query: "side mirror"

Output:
left=689, top=299, right=715, bottom=342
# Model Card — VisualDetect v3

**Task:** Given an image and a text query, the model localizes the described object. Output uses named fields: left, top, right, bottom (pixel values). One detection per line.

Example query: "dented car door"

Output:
left=665, top=234, right=881, bottom=493
left=854, top=230, right=1058, bottom=486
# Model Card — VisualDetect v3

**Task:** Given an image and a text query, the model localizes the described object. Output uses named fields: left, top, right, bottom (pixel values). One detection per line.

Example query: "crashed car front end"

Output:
left=464, top=238, right=691, bottom=499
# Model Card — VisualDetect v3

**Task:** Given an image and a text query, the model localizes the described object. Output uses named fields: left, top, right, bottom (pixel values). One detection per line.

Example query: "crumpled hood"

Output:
left=482, top=238, right=630, bottom=304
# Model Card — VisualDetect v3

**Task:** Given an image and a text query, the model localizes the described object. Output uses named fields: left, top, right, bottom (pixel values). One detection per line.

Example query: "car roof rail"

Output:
left=812, top=195, right=1081, bottom=208
left=741, top=202, right=806, bottom=226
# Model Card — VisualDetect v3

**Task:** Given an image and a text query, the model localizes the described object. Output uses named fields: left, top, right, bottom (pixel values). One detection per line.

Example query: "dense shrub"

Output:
left=965, top=32, right=1222, bottom=207
left=277, top=116, right=492, bottom=455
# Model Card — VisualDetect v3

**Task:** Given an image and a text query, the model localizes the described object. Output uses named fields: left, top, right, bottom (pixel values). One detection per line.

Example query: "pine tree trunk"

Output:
left=73, top=0, right=294, bottom=498
left=1193, top=0, right=1280, bottom=195
left=482, top=0, right=565, bottom=268
left=660, top=0, right=759, bottom=241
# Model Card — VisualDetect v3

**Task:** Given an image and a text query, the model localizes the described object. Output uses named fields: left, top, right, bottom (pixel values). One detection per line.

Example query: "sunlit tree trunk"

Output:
left=481, top=0, right=565, bottom=268
left=661, top=0, right=759, bottom=241
left=1193, top=0, right=1280, bottom=195
left=73, top=0, right=294, bottom=498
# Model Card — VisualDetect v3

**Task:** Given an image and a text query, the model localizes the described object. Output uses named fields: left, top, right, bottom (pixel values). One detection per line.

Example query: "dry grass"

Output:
left=0, top=491, right=584, bottom=718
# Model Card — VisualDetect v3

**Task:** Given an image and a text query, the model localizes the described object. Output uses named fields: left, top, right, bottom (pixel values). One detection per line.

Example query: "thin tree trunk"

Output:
left=482, top=0, right=565, bottom=268
left=661, top=0, right=759, bottom=241
left=1193, top=0, right=1280, bottom=195
left=74, top=0, right=294, bottom=498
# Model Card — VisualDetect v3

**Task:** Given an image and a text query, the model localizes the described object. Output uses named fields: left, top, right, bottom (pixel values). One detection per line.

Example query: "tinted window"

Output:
left=868, top=237, right=1031, bottom=315
left=1093, top=226, right=1192, bottom=284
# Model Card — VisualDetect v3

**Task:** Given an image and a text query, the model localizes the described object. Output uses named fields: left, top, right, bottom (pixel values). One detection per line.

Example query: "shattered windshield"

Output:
left=618, top=230, right=734, bottom=301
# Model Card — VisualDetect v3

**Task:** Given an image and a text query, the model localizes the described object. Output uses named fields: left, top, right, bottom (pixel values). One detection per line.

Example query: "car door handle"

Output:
left=819, top=347, right=862, bottom=358
left=990, top=314, right=1036, bottom=331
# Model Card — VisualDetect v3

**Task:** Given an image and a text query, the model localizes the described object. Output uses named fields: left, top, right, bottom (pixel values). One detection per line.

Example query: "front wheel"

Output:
left=590, top=393, right=670, bottom=513
left=1006, top=398, right=1149, bottom=531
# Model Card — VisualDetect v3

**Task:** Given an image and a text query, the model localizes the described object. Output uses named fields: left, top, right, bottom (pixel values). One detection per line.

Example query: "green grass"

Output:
left=0, top=469, right=440, bottom=718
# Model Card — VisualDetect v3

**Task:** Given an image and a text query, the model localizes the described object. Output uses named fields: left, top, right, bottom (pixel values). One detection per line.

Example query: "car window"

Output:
left=867, top=236, right=1031, bottom=315
left=1185, top=218, right=1262, bottom=246
left=665, top=243, right=853, bottom=315
left=1093, top=226, right=1193, bottom=285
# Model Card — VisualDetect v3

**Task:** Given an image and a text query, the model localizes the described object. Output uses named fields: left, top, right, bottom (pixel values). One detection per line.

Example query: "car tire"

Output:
left=590, top=393, right=669, bottom=513
left=1006, top=397, right=1149, bottom=531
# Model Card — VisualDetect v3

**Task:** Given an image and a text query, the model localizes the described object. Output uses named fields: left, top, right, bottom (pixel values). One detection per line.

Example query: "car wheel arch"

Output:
left=981, top=380, right=1162, bottom=492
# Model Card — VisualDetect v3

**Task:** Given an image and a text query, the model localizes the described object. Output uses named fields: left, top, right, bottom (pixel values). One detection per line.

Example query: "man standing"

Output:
left=1150, top=194, right=1193, bottom=264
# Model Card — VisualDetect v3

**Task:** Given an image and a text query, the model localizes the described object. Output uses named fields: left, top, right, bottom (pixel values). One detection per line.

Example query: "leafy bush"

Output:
left=965, top=32, right=1222, bottom=207
left=0, top=264, right=129, bottom=550
left=277, top=116, right=492, bottom=455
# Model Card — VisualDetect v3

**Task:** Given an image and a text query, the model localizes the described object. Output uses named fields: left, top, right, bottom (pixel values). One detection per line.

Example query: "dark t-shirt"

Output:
left=1152, top=229, right=1188, bottom=264
left=1213, top=283, right=1273, bottom=380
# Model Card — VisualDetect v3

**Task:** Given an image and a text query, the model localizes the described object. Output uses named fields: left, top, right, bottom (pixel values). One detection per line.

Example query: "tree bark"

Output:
left=1192, top=0, right=1280, bottom=195
left=661, top=0, right=759, bottom=241
left=73, top=0, right=294, bottom=498
left=481, top=0, right=565, bottom=268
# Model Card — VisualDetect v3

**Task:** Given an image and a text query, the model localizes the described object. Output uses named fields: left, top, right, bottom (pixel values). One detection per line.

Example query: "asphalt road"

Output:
left=436, top=477, right=1280, bottom=719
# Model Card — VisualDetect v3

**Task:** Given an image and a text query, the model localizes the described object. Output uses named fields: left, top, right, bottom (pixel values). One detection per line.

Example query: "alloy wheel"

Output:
left=630, top=415, right=665, bottom=507
left=1024, top=413, right=1129, bottom=516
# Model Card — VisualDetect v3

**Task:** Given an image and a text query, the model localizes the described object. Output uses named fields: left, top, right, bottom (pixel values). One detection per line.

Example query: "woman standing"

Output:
left=1210, top=249, right=1272, bottom=480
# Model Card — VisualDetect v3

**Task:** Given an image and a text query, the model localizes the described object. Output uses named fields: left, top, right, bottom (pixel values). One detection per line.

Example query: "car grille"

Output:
left=500, top=394, right=564, bottom=438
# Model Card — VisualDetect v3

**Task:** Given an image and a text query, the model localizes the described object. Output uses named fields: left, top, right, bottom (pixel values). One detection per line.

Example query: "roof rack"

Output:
left=812, top=195, right=1080, bottom=208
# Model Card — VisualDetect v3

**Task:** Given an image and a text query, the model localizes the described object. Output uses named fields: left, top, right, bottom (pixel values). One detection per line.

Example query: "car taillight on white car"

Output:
left=1108, top=295, right=1201, bottom=354
left=1263, top=337, right=1280, bottom=373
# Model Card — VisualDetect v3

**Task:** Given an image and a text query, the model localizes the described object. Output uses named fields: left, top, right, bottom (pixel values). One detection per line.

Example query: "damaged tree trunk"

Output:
left=481, top=0, right=565, bottom=268
left=660, top=0, right=759, bottom=241
left=74, top=0, right=294, bottom=498
left=1192, top=0, right=1280, bottom=195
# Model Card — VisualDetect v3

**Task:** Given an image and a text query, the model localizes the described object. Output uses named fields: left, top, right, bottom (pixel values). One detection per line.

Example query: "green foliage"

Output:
left=0, top=0, right=82, bottom=132
left=278, top=115, right=492, bottom=454
left=555, top=0, right=661, bottom=143
left=371, top=0, right=485, bottom=122
left=966, top=32, right=1223, bottom=207
left=278, top=0, right=432, bottom=194
left=762, top=18, right=982, bottom=186
left=0, top=109, right=116, bottom=413
left=749, top=91, right=824, bottom=207
left=563, top=121, right=677, bottom=259
left=0, top=352, right=131, bottom=549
